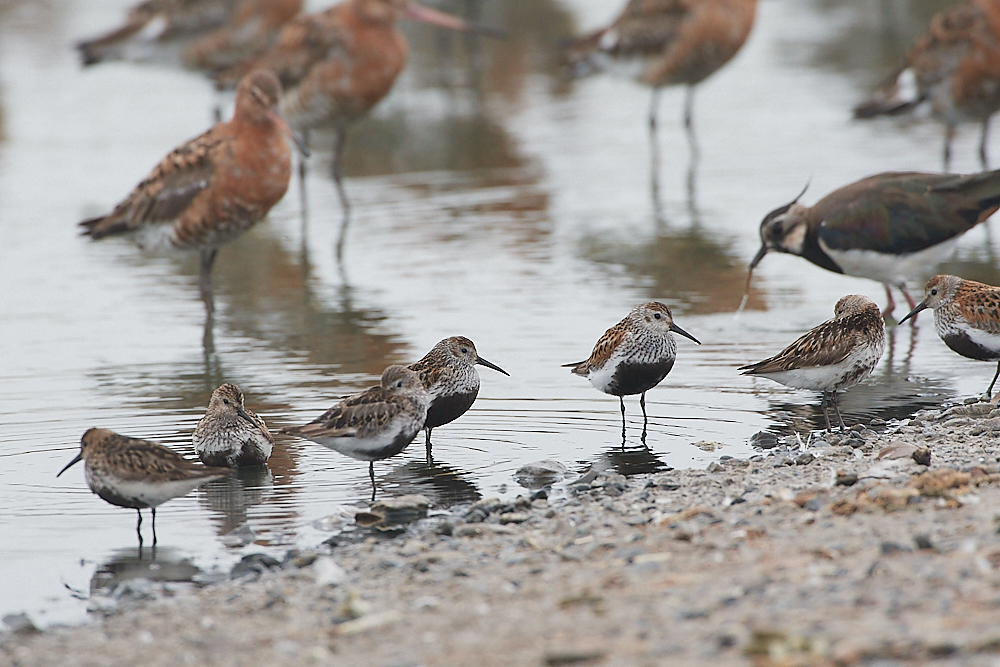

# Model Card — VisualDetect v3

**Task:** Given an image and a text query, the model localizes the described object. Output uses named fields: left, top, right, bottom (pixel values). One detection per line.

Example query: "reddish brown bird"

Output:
left=214, top=0, right=499, bottom=256
left=564, top=0, right=758, bottom=175
left=79, top=70, right=294, bottom=315
left=854, top=0, right=1000, bottom=171
left=182, top=0, right=304, bottom=74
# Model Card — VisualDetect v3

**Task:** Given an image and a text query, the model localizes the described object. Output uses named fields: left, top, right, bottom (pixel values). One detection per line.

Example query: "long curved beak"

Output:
left=898, top=301, right=928, bottom=325
left=405, top=1, right=507, bottom=39
left=476, top=356, right=510, bottom=376
left=268, top=108, right=310, bottom=158
left=236, top=405, right=256, bottom=425
left=749, top=244, right=768, bottom=271
left=57, top=452, right=83, bottom=477
left=670, top=322, right=701, bottom=345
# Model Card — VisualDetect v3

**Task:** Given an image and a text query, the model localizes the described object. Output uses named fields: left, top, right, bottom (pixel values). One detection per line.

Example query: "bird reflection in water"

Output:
left=600, top=441, right=672, bottom=478
left=90, top=547, right=202, bottom=598
left=379, top=458, right=481, bottom=506
left=198, top=465, right=275, bottom=536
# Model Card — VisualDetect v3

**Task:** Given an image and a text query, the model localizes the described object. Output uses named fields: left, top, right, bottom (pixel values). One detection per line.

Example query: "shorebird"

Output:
left=408, top=336, right=508, bottom=461
left=77, top=0, right=240, bottom=66
left=182, top=0, right=304, bottom=75
left=58, top=428, right=228, bottom=546
left=748, top=170, right=1000, bottom=318
left=79, top=69, right=296, bottom=315
left=281, top=365, right=429, bottom=500
left=213, top=0, right=501, bottom=258
left=563, top=0, right=757, bottom=197
left=853, top=0, right=1000, bottom=171
left=900, top=274, right=1000, bottom=399
left=193, top=383, right=274, bottom=467
left=739, top=295, right=886, bottom=431
left=564, top=302, right=700, bottom=432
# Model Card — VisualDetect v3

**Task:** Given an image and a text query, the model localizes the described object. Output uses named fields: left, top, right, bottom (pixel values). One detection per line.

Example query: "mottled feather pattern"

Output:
left=567, top=320, right=630, bottom=375
left=950, top=278, right=1000, bottom=334
left=295, top=385, right=402, bottom=438
left=84, top=431, right=225, bottom=483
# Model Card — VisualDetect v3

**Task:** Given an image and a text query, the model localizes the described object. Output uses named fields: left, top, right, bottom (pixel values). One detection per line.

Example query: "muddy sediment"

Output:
left=6, top=403, right=1000, bottom=666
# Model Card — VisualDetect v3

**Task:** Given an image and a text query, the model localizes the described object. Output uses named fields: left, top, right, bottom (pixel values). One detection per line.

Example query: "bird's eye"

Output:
left=223, top=399, right=230, bottom=405
left=654, top=313, right=662, bottom=320
left=460, top=348, right=468, bottom=354
left=931, top=289, right=938, bottom=295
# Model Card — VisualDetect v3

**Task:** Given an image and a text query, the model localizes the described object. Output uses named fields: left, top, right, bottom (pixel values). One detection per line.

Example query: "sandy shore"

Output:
left=6, top=402, right=1000, bottom=666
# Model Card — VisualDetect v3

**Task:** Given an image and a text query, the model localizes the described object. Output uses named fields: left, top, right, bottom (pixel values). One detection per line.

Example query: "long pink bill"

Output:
left=405, top=1, right=506, bottom=39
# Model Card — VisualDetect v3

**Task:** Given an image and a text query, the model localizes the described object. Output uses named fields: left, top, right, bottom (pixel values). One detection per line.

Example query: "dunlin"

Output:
left=408, top=336, right=508, bottom=460
left=281, top=365, right=429, bottom=500
left=564, top=302, right=700, bottom=429
left=77, top=0, right=241, bottom=67
left=739, top=295, right=886, bottom=431
left=749, top=170, right=1000, bottom=318
left=193, top=383, right=274, bottom=467
left=79, top=69, right=296, bottom=315
left=214, top=0, right=501, bottom=256
left=854, top=0, right=1000, bottom=171
left=564, top=0, right=757, bottom=190
left=58, top=428, right=228, bottom=546
left=900, top=274, right=1000, bottom=399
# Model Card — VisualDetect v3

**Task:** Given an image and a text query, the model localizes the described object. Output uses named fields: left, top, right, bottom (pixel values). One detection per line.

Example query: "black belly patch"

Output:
left=424, top=391, right=477, bottom=430
left=96, top=487, right=149, bottom=510
left=944, top=333, right=1000, bottom=361
left=608, top=360, right=674, bottom=396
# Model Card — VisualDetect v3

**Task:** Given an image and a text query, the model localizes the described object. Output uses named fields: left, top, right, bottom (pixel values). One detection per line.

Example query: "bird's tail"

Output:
left=76, top=1, right=160, bottom=66
left=79, top=213, right=129, bottom=239
left=933, top=168, right=1000, bottom=216
left=853, top=66, right=924, bottom=119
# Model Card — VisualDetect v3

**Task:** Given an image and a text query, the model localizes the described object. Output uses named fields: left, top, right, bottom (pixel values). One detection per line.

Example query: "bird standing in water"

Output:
left=193, top=383, right=274, bottom=467
left=79, top=70, right=296, bottom=316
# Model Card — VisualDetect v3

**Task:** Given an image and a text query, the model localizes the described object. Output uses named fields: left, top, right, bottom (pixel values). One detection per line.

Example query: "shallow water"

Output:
left=1, top=0, right=999, bottom=626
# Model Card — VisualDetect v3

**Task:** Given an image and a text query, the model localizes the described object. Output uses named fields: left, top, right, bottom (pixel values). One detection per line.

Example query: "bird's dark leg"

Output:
left=831, top=392, right=847, bottom=431
left=620, top=396, right=626, bottom=447
left=649, top=87, right=664, bottom=224
left=136, top=509, right=144, bottom=548
left=151, top=507, right=157, bottom=547
left=298, top=128, right=311, bottom=225
left=684, top=85, right=700, bottom=213
left=425, top=428, right=433, bottom=464
left=332, top=124, right=352, bottom=263
left=640, top=393, right=648, bottom=446
left=981, top=116, right=991, bottom=170
left=988, top=360, right=1000, bottom=401
left=369, top=461, right=376, bottom=503
left=820, top=392, right=833, bottom=433
left=199, top=247, right=218, bottom=316
left=943, top=122, right=956, bottom=173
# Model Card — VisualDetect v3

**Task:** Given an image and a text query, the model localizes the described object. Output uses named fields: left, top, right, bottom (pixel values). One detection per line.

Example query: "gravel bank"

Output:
left=6, top=403, right=1000, bottom=667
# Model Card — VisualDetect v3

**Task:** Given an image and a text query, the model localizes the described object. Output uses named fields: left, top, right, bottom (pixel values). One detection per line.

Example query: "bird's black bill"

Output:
left=898, top=301, right=928, bottom=325
left=670, top=322, right=701, bottom=345
left=236, top=405, right=256, bottom=425
left=476, top=356, right=510, bottom=376
left=57, top=452, right=83, bottom=477
left=748, top=244, right=768, bottom=271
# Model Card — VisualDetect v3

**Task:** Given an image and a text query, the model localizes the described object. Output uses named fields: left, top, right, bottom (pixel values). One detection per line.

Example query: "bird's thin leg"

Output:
left=820, top=393, right=833, bottom=432
left=684, top=85, right=700, bottom=212
left=898, top=282, right=917, bottom=311
left=151, top=507, right=157, bottom=547
left=981, top=116, right=991, bottom=170
left=881, top=284, right=896, bottom=320
left=944, top=122, right=956, bottom=173
left=199, top=247, right=218, bottom=316
left=369, top=461, right=376, bottom=503
left=425, top=428, right=433, bottom=464
left=649, top=88, right=663, bottom=222
left=333, top=124, right=352, bottom=263
left=832, top=392, right=847, bottom=432
left=640, top=393, right=648, bottom=446
left=298, top=128, right=311, bottom=225
left=136, top=509, right=144, bottom=548
left=620, top=396, right=626, bottom=447
left=988, top=361, right=1000, bottom=401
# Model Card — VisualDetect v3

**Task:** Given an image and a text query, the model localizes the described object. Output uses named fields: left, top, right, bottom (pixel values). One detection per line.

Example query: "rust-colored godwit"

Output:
left=214, top=0, right=501, bottom=257
left=854, top=0, right=1000, bottom=171
left=79, top=70, right=296, bottom=315
left=564, top=0, right=758, bottom=197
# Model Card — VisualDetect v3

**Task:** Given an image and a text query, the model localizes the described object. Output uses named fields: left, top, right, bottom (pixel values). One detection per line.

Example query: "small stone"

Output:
left=877, top=441, right=918, bottom=460
left=454, top=525, right=484, bottom=538
left=464, top=508, right=487, bottom=524
left=2, top=613, right=40, bottom=635
left=914, top=535, right=935, bottom=550
left=514, top=460, right=568, bottom=489
left=313, top=557, right=347, bottom=586
left=220, top=522, right=256, bottom=548
left=794, top=452, right=815, bottom=466
left=913, top=448, right=932, bottom=466
left=230, top=554, right=281, bottom=580
left=750, top=432, right=779, bottom=450
left=835, top=472, right=859, bottom=486
left=370, top=495, right=430, bottom=525
left=880, top=541, right=910, bottom=555
left=707, top=462, right=723, bottom=473
left=530, top=489, right=548, bottom=501
left=470, top=497, right=503, bottom=515
left=499, top=512, right=529, bottom=525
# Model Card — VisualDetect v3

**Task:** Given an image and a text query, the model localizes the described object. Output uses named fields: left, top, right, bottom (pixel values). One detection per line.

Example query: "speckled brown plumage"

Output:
left=79, top=69, right=292, bottom=313
left=854, top=0, right=1000, bottom=170
left=193, top=383, right=274, bottom=467
left=183, top=0, right=304, bottom=73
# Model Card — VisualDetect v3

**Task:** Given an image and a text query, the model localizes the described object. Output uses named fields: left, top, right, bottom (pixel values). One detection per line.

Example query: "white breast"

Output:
left=819, top=236, right=959, bottom=285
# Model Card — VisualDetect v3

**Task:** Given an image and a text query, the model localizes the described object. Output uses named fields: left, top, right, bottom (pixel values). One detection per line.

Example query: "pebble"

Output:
left=750, top=432, right=779, bottom=450
left=514, top=460, right=569, bottom=489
